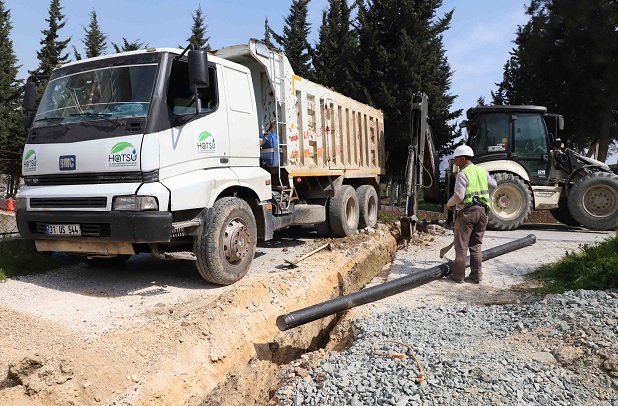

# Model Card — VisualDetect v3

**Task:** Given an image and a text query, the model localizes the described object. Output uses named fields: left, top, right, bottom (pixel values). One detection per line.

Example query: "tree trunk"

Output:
left=597, top=103, right=614, bottom=163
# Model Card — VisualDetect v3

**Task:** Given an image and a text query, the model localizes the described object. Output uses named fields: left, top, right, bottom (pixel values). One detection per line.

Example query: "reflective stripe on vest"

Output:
left=462, top=164, right=490, bottom=205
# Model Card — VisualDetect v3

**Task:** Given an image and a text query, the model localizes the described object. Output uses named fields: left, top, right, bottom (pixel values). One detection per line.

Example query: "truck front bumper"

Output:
left=16, top=210, right=173, bottom=243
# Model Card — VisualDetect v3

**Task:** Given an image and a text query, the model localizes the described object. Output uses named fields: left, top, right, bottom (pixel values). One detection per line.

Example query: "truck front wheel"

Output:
left=194, top=197, right=257, bottom=285
left=329, top=185, right=359, bottom=237
left=567, top=172, right=618, bottom=231
left=487, top=173, right=532, bottom=231
left=357, top=185, right=379, bottom=229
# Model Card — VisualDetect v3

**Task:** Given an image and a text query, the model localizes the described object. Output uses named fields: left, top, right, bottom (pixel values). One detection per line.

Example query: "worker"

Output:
left=446, top=145, right=497, bottom=283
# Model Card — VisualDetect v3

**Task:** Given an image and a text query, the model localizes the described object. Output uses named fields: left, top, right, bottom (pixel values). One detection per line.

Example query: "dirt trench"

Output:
left=0, top=225, right=399, bottom=406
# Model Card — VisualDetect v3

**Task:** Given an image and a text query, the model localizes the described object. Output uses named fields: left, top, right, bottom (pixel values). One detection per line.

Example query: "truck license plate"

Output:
left=46, top=224, right=81, bottom=236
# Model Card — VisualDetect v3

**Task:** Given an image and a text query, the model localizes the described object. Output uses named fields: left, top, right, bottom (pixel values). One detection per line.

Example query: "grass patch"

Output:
left=529, top=234, right=618, bottom=294
left=0, top=238, right=64, bottom=281
left=378, top=212, right=400, bottom=222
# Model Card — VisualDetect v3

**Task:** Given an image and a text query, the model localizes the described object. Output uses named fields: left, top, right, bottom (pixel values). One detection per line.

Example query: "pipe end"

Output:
left=276, top=315, right=288, bottom=331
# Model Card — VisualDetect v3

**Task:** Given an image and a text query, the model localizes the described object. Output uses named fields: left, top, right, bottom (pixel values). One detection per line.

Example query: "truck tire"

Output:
left=567, top=172, right=618, bottom=231
left=84, top=255, right=131, bottom=267
left=357, top=185, right=379, bottom=229
left=329, top=185, right=359, bottom=237
left=550, top=198, right=580, bottom=227
left=194, top=197, right=257, bottom=285
left=487, top=173, right=532, bottom=231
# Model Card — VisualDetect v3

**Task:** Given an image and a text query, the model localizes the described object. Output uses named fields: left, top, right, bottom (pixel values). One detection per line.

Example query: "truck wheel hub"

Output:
left=497, top=195, right=511, bottom=209
left=224, top=219, right=250, bottom=263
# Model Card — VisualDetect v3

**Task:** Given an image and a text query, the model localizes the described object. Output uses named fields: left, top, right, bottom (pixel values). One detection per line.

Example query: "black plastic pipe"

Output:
left=277, top=234, right=537, bottom=331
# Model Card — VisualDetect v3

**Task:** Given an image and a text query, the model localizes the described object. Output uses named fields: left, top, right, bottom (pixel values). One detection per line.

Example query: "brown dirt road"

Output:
left=0, top=225, right=398, bottom=406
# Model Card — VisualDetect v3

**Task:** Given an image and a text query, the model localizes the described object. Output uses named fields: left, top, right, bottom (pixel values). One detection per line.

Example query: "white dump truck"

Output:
left=17, top=39, right=385, bottom=285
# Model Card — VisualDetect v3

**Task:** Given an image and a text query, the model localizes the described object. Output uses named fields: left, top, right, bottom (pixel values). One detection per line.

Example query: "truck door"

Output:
left=160, top=59, right=229, bottom=175
left=512, top=113, right=549, bottom=182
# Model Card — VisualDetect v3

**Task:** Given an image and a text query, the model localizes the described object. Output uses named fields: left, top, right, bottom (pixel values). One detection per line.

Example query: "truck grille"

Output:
left=31, top=222, right=111, bottom=237
left=24, top=170, right=159, bottom=186
left=30, top=197, right=107, bottom=209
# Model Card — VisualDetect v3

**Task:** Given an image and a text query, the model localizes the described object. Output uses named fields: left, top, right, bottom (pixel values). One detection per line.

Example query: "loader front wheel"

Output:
left=487, top=173, right=532, bottom=231
left=568, top=172, right=618, bottom=231
left=357, top=185, right=379, bottom=229
left=194, top=197, right=257, bottom=285
left=329, top=185, right=359, bottom=237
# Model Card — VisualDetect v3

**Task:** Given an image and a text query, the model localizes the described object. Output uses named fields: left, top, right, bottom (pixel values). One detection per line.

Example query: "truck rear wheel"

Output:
left=550, top=198, right=580, bottom=227
left=329, top=185, right=359, bottom=237
left=487, top=173, right=532, bottom=231
left=194, top=197, right=257, bottom=285
left=567, top=172, right=618, bottom=231
left=357, top=185, right=379, bottom=229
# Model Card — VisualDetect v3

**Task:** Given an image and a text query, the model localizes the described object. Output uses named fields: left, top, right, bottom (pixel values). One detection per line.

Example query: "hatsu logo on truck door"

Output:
left=107, top=141, right=139, bottom=168
left=23, top=149, right=37, bottom=172
left=195, top=131, right=217, bottom=155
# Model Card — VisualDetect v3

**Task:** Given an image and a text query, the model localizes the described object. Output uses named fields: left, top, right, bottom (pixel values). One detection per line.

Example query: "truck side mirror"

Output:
left=558, top=116, right=564, bottom=131
left=188, top=50, right=210, bottom=88
left=23, top=81, right=36, bottom=113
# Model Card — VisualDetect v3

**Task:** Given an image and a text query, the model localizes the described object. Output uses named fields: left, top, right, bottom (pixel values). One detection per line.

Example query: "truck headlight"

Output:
left=16, top=196, right=27, bottom=210
left=112, top=196, right=159, bottom=211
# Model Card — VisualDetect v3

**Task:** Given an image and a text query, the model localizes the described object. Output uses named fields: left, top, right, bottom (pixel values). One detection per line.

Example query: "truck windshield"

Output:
left=33, top=64, right=157, bottom=128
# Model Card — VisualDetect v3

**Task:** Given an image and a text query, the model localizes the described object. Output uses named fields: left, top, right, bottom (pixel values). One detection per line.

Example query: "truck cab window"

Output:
left=167, top=60, right=217, bottom=115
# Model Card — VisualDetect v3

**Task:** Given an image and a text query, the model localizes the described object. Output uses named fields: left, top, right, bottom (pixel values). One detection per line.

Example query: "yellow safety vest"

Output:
left=462, top=164, right=490, bottom=206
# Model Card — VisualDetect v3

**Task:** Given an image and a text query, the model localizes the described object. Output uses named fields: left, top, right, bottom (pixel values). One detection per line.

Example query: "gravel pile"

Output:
left=275, top=290, right=618, bottom=406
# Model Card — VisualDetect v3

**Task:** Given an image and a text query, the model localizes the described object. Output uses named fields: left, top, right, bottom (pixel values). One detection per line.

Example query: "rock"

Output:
left=530, top=352, right=558, bottom=365
left=7, top=356, right=44, bottom=383
left=131, top=374, right=140, bottom=383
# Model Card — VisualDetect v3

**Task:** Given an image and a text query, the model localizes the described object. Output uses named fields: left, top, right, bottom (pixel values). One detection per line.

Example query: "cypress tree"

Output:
left=185, top=5, right=210, bottom=50
left=29, top=0, right=70, bottom=79
left=112, top=38, right=147, bottom=53
left=272, top=0, right=314, bottom=79
left=263, top=17, right=275, bottom=49
left=81, top=9, right=108, bottom=58
left=355, top=0, right=460, bottom=175
left=493, top=0, right=618, bottom=162
left=0, top=0, right=24, bottom=154
left=312, top=0, right=358, bottom=96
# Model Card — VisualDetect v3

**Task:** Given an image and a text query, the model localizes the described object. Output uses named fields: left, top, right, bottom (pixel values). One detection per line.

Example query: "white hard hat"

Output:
left=454, top=145, right=474, bottom=158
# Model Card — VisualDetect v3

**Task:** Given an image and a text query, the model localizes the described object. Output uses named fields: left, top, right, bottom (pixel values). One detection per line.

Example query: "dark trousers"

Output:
left=452, top=205, right=488, bottom=281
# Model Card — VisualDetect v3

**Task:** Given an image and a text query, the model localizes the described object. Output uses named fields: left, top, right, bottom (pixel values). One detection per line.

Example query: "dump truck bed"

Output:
left=215, top=40, right=385, bottom=178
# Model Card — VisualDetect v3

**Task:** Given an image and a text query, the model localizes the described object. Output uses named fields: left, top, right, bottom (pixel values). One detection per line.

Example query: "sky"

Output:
left=8, top=0, right=529, bottom=124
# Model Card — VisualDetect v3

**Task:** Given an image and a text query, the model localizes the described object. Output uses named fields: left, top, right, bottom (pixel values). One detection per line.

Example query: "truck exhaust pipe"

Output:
left=276, top=234, right=537, bottom=331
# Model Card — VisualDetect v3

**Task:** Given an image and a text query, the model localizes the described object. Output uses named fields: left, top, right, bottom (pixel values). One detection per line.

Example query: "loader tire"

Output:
left=567, top=172, right=618, bottom=231
left=328, top=185, right=359, bottom=237
left=550, top=198, right=580, bottom=227
left=194, top=197, right=257, bottom=285
left=357, top=185, right=379, bottom=229
left=487, top=173, right=532, bottom=231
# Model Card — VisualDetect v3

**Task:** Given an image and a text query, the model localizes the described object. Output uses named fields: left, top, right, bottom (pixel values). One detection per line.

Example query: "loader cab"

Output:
left=462, top=105, right=552, bottom=184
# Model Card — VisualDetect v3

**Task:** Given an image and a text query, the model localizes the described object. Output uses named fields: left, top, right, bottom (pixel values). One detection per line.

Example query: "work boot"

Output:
left=464, top=276, right=481, bottom=284
left=446, top=275, right=464, bottom=284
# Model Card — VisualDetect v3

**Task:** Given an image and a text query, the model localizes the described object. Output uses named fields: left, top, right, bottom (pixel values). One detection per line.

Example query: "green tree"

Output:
left=184, top=5, right=210, bottom=50
left=263, top=17, right=275, bottom=49
left=29, top=0, right=70, bottom=99
left=112, top=38, right=147, bottom=53
left=354, top=0, right=460, bottom=175
left=494, top=0, right=618, bottom=162
left=312, top=0, right=358, bottom=97
left=0, top=0, right=24, bottom=154
left=79, top=9, right=107, bottom=59
left=272, top=0, right=314, bottom=78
